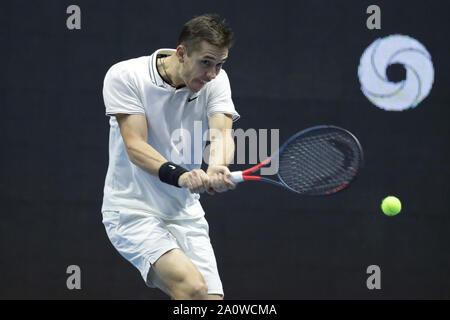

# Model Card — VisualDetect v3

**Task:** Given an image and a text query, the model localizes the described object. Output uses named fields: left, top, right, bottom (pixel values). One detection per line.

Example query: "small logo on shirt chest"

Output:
left=187, top=96, right=198, bottom=102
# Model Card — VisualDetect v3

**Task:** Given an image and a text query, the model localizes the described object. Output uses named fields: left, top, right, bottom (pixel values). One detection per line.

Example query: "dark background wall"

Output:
left=1, top=0, right=449, bottom=299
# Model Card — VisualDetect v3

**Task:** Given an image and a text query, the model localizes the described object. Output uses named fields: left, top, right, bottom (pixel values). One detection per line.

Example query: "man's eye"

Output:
left=201, top=60, right=211, bottom=66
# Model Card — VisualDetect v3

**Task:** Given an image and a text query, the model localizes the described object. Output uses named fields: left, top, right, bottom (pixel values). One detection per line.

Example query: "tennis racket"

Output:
left=230, top=125, right=364, bottom=195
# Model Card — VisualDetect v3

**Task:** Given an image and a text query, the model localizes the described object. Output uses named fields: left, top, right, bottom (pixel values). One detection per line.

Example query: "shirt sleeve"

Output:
left=102, top=63, right=145, bottom=116
left=206, top=70, right=240, bottom=122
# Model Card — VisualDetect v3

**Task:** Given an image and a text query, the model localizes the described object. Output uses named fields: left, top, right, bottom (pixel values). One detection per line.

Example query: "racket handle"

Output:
left=230, top=171, right=244, bottom=183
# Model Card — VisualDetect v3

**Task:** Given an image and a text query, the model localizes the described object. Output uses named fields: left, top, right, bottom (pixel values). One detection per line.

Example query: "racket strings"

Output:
left=280, top=147, right=348, bottom=191
left=289, top=134, right=354, bottom=178
left=278, top=130, right=362, bottom=195
left=281, top=145, right=342, bottom=187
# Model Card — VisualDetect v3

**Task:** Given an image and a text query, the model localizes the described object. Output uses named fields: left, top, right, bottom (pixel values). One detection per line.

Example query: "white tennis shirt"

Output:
left=102, top=49, right=240, bottom=220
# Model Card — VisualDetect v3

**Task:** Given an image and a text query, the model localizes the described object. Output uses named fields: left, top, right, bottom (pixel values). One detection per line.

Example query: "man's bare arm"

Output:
left=116, top=113, right=167, bottom=175
left=206, top=113, right=236, bottom=193
left=116, top=113, right=210, bottom=193
left=207, top=113, right=235, bottom=169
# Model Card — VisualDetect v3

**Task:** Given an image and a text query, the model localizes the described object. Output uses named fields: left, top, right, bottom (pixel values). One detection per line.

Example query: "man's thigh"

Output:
left=149, top=248, right=223, bottom=300
left=147, top=248, right=205, bottom=296
left=165, top=217, right=224, bottom=297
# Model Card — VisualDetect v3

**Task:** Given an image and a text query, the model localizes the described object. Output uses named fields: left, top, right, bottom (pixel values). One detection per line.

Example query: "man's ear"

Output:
left=176, top=45, right=185, bottom=63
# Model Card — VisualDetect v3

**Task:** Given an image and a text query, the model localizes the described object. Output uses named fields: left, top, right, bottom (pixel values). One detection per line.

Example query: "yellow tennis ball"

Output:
left=381, top=196, right=402, bottom=216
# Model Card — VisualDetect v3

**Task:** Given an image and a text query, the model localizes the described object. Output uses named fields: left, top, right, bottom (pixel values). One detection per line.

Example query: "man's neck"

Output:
left=158, top=54, right=185, bottom=89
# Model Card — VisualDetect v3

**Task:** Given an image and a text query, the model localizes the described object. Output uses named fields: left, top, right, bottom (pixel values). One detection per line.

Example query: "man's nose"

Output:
left=206, top=69, right=217, bottom=81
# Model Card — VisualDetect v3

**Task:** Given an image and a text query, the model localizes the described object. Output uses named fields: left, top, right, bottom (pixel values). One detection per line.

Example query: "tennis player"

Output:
left=101, top=14, right=239, bottom=300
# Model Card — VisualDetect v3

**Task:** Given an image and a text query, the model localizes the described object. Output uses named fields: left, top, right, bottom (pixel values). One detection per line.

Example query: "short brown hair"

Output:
left=178, top=14, right=235, bottom=55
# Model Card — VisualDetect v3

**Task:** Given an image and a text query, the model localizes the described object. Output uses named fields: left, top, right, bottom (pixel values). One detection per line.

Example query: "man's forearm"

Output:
left=207, top=133, right=235, bottom=170
left=126, top=140, right=168, bottom=176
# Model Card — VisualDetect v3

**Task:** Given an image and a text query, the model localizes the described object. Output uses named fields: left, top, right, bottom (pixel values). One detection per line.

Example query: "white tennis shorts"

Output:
left=102, top=210, right=224, bottom=296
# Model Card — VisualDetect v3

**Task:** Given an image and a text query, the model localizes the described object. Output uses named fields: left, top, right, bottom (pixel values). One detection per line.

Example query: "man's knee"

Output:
left=187, top=281, right=209, bottom=299
left=172, top=278, right=209, bottom=300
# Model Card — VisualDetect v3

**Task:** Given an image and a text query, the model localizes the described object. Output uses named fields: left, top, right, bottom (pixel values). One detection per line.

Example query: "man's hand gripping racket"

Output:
left=230, top=125, right=364, bottom=195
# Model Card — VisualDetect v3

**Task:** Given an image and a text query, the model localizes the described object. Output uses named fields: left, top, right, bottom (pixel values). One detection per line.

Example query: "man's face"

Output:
left=178, top=41, right=229, bottom=93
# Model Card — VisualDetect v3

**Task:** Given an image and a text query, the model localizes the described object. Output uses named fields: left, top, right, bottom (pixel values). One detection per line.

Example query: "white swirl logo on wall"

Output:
left=358, top=34, right=434, bottom=111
